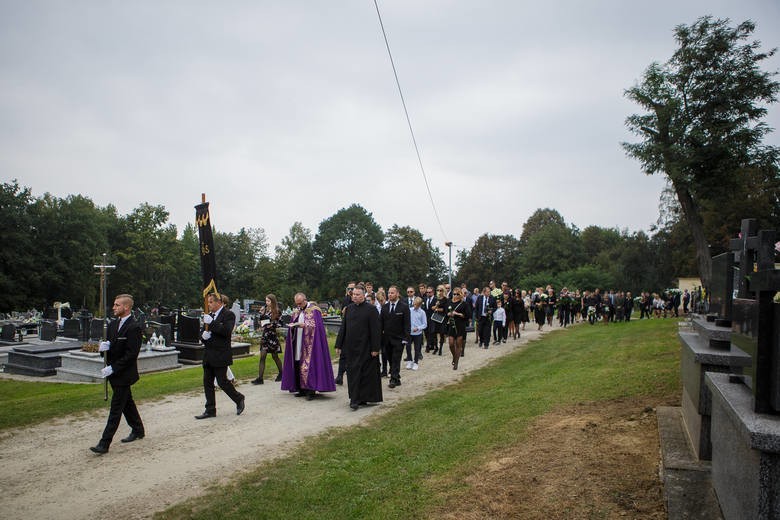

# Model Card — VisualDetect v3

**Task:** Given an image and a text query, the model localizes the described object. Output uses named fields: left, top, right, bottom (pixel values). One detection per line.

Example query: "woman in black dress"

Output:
left=251, top=294, right=283, bottom=384
left=446, top=288, right=470, bottom=369
left=430, top=285, right=449, bottom=354
left=512, top=289, right=525, bottom=339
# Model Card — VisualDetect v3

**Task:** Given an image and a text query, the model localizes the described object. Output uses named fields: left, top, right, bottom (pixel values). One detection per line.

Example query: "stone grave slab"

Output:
left=57, top=349, right=182, bottom=382
left=4, top=339, right=82, bottom=376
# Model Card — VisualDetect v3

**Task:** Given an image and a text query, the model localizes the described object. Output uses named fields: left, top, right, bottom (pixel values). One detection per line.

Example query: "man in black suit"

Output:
left=421, top=285, right=436, bottom=352
left=90, top=294, right=145, bottom=454
left=380, top=286, right=410, bottom=389
left=195, top=293, right=245, bottom=419
left=475, top=287, right=495, bottom=348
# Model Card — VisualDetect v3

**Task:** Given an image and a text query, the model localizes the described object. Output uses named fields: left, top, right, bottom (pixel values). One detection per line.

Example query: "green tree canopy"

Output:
left=623, top=16, right=779, bottom=288
left=312, top=204, right=384, bottom=299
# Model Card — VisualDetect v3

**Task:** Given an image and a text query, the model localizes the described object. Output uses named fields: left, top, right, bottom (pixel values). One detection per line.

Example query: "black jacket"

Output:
left=202, top=307, right=236, bottom=367
left=104, top=315, right=142, bottom=386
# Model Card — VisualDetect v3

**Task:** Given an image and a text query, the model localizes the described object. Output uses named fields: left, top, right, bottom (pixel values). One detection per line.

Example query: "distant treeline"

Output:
left=0, top=180, right=747, bottom=314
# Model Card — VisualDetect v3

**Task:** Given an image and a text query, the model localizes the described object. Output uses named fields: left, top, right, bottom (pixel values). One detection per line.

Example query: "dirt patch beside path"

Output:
left=432, top=397, right=674, bottom=519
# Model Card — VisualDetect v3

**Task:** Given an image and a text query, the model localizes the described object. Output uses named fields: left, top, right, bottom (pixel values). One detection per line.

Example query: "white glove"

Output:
left=202, top=314, right=213, bottom=325
left=101, top=365, right=113, bottom=378
left=202, top=330, right=212, bottom=341
left=98, top=341, right=111, bottom=352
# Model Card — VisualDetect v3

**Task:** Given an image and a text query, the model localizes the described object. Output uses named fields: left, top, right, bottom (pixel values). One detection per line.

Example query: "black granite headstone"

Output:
left=39, top=321, right=57, bottom=341
left=43, top=307, right=58, bottom=321
left=729, top=224, right=779, bottom=414
left=709, top=252, right=734, bottom=323
left=62, top=319, right=80, bottom=339
left=146, top=321, right=173, bottom=346
left=176, top=314, right=200, bottom=344
left=90, top=319, right=105, bottom=341
left=1, top=323, right=16, bottom=341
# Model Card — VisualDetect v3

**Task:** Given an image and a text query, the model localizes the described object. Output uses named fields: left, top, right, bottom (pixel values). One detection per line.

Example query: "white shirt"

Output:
left=295, top=306, right=306, bottom=361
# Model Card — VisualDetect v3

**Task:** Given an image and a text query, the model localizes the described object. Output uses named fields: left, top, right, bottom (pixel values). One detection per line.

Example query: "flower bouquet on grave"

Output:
left=81, top=342, right=100, bottom=353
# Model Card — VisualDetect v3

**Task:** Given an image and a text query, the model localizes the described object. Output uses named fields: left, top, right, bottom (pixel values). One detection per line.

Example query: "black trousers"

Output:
left=478, top=316, right=491, bottom=345
left=411, top=334, right=423, bottom=363
left=384, top=337, right=404, bottom=382
left=203, top=362, right=244, bottom=414
left=336, top=349, right=347, bottom=381
left=100, top=383, right=144, bottom=447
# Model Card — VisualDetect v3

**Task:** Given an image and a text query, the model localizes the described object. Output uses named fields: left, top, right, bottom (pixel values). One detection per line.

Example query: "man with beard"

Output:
left=335, top=285, right=382, bottom=410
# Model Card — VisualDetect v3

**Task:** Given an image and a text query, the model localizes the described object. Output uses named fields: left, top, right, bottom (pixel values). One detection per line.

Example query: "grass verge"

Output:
left=156, top=318, right=681, bottom=520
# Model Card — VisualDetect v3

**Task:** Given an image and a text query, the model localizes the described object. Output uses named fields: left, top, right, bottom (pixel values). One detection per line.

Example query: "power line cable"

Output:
left=373, top=0, right=448, bottom=242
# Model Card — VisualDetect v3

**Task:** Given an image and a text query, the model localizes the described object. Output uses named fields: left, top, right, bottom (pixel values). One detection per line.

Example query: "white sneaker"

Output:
left=405, top=360, right=413, bottom=370
left=412, top=363, right=419, bottom=370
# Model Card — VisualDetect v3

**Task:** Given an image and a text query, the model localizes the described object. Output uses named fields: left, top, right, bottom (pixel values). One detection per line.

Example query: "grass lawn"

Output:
left=155, top=318, right=681, bottom=520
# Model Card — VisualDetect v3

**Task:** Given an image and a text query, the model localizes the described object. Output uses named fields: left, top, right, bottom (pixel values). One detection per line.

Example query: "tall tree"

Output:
left=0, top=181, right=36, bottom=310
left=456, top=234, right=522, bottom=289
left=383, top=225, right=447, bottom=287
left=112, top=203, right=179, bottom=308
left=519, top=208, right=567, bottom=247
left=312, top=204, right=384, bottom=298
left=623, top=17, right=779, bottom=288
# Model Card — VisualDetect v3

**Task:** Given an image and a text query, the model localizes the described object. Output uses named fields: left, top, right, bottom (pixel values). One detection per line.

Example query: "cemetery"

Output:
left=665, top=219, right=780, bottom=519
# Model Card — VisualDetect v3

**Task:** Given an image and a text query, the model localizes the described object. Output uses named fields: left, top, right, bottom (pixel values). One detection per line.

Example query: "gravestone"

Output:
left=43, top=307, right=58, bottom=321
left=4, top=339, right=82, bottom=376
left=62, top=318, right=80, bottom=339
left=145, top=321, right=173, bottom=347
left=171, top=313, right=203, bottom=363
left=1, top=323, right=16, bottom=341
left=176, top=314, right=200, bottom=344
left=701, top=219, right=780, bottom=520
left=709, top=252, right=735, bottom=326
left=39, top=321, right=57, bottom=341
left=89, top=319, right=105, bottom=341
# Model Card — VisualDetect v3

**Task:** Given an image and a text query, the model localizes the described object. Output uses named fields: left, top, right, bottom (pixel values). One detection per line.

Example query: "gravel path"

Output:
left=0, top=328, right=547, bottom=519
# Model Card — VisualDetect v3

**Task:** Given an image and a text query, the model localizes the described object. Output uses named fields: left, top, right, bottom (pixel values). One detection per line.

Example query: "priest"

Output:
left=281, top=292, right=336, bottom=400
left=335, top=284, right=382, bottom=410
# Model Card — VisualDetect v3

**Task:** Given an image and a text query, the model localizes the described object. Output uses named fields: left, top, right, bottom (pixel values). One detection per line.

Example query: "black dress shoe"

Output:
left=194, top=412, right=216, bottom=419
left=306, top=392, right=316, bottom=401
left=236, top=397, right=245, bottom=415
left=334, top=377, right=343, bottom=385
left=388, top=380, right=397, bottom=389
left=295, top=391, right=306, bottom=397
left=275, top=374, right=282, bottom=382
left=251, top=377, right=263, bottom=385
left=120, top=431, right=144, bottom=443
left=90, top=445, right=109, bottom=454
left=349, top=401, right=359, bottom=410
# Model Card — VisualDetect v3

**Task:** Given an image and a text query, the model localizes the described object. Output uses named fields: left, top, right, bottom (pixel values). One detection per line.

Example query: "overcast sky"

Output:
left=2, top=1, right=778, bottom=258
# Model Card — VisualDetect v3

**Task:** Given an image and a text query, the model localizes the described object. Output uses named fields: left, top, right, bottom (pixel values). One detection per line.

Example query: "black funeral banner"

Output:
left=195, top=202, right=219, bottom=303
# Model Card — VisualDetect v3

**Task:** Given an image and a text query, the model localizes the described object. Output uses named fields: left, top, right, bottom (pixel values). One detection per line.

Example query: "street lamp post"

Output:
left=445, top=241, right=452, bottom=292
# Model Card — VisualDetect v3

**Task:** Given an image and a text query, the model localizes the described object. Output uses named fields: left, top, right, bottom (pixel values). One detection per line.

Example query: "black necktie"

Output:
left=390, top=303, right=395, bottom=314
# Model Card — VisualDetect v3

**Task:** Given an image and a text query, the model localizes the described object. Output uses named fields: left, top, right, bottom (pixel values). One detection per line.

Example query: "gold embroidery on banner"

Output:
left=196, top=213, right=210, bottom=227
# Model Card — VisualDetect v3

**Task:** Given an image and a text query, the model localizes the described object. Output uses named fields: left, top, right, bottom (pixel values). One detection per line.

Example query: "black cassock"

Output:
left=335, top=301, right=383, bottom=404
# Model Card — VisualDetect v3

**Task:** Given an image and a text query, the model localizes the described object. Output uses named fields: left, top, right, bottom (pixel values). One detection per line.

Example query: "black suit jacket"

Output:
left=202, top=307, right=236, bottom=367
left=421, top=296, right=437, bottom=318
left=380, top=300, right=411, bottom=346
left=104, top=315, right=142, bottom=386
left=475, top=295, right=495, bottom=320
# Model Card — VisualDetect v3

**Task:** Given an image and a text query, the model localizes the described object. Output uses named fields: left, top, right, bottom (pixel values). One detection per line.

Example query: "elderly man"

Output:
left=281, top=293, right=336, bottom=400
left=335, top=285, right=382, bottom=410
left=90, top=294, right=145, bottom=454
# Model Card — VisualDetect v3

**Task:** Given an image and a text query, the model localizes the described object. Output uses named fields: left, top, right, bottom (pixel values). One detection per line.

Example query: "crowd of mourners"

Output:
left=342, top=280, right=693, bottom=339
